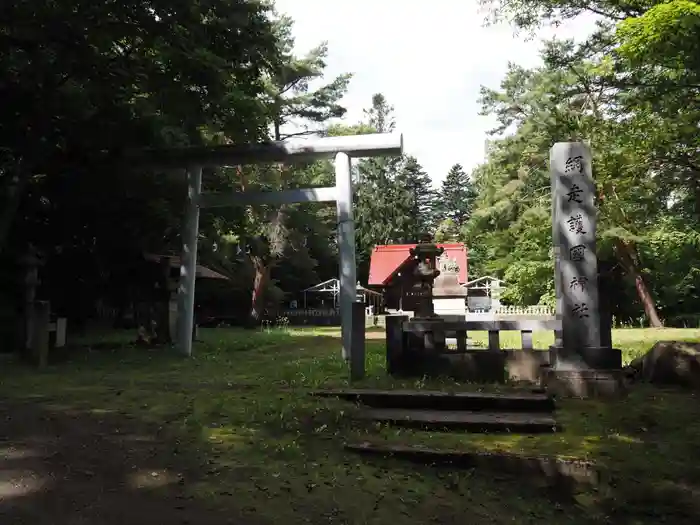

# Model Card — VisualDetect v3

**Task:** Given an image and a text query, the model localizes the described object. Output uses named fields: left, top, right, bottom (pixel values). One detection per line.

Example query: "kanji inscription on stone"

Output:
left=551, top=142, right=602, bottom=360
left=571, top=303, right=589, bottom=318
left=570, top=244, right=585, bottom=262
left=569, top=276, right=588, bottom=291
left=567, top=214, right=586, bottom=234
left=566, top=184, right=584, bottom=203
left=564, top=155, right=584, bottom=174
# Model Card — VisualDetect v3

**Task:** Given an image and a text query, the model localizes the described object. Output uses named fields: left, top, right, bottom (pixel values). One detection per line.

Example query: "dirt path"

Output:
left=0, top=401, right=256, bottom=525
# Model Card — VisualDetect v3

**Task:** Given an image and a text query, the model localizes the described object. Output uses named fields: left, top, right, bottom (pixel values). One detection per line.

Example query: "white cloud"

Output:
left=273, top=0, right=598, bottom=186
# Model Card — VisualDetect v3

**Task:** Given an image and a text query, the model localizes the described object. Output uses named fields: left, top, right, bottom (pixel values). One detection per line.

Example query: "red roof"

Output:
left=368, top=243, right=468, bottom=286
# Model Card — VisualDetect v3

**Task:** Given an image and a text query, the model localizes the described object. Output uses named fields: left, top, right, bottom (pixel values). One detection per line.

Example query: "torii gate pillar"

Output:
left=154, top=132, right=404, bottom=380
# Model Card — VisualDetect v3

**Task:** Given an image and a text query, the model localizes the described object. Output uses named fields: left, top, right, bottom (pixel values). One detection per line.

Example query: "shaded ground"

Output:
left=0, top=394, right=582, bottom=525
left=0, top=401, right=259, bottom=525
left=1, top=327, right=700, bottom=524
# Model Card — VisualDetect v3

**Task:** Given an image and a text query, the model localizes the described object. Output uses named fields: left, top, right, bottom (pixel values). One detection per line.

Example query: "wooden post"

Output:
left=456, top=330, right=467, bottom=352
left=386, top=315, right=408, bottom=375
left=350, top=302, right=366, bottom=381
left=336, top=152, right=356, bottom=362
left=55, top=318, right=67, bottom=347
left=21, top=246, right=42, bottom=353
left=488, top=330, right=500, bottom=351
left=31, top=301, right=51, bottom=368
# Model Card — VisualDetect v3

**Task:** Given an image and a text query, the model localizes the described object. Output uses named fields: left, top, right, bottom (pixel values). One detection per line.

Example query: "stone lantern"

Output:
left=408, top=235, right=444, bottom=319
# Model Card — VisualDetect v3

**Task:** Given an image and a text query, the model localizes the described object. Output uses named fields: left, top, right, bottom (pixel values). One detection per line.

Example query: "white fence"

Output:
left=470, top=305, right=554, bottom=317
left=382, top=304, right=555, bottom=324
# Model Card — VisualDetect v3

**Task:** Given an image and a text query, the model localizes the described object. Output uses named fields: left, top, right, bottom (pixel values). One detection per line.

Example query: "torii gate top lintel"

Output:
left=127, top=132, right=404, bottom=170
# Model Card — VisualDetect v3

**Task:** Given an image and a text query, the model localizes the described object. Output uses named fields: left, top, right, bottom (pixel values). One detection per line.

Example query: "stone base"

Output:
left=549, top=345, right=622, bottom=370
left=544, top=368, right=626, bottom=398
left=387, top=348, right=553, bottom=385
left=504, top=350, right=550, bottom=383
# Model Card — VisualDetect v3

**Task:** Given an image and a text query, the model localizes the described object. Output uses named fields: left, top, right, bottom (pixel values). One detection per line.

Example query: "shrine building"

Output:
left=367, top=243, right=468, bottom=313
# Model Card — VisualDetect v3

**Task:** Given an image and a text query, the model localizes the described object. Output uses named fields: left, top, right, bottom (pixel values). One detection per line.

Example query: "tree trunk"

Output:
left=615, top=239, right=664, bottom=327
left=249, top=256, right=269, bottom=325
left=246, top=119, right=286, bottom=326
left=0, top=161, right=30, bottom=256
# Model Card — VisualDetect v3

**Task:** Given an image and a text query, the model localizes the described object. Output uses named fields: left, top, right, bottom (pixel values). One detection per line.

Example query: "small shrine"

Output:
left=367, top=241, right=468, bottom=313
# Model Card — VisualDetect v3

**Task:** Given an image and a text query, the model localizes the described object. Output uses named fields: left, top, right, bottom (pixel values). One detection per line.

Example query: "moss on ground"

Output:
left=1, top=326, right=699, bottom=523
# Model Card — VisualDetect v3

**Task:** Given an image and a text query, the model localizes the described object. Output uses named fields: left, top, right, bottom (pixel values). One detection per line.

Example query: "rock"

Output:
left=634, top=341, right=700, bottom=389
left=628, top=355, right=643, bottom=372
left=622, top=356, right=643, bottom=385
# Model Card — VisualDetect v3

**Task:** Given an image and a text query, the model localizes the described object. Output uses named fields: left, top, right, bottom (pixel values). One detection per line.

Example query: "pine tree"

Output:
left=354, top=94, right=403, bottom=278
left=354, top=94, right=438, bottom=280
left=244, top=13, right=352, bottom=322
left=393, top=155, right=436, bottom=240
left=436, top=163, right=475, bottom=227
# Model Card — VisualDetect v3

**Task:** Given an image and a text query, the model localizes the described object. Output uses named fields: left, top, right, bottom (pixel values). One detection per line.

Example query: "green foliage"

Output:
left=393, top=155, right=437, bottom=238
left=2, top=0, right=698, bottom=329
left=0, top=0, right=283, bottom=322
left=435, top=164, right=476, bottom=229
left=266, top=13, right=352, bottom=139
left=616, top=1, right=700, bottom=70
left=3, top=326, right=700, bottom=523
left=434, top=218, right=461, bottom=242
left=472, top=0, right=700, bottom=325
left=353, top=94, right=438, bottom=280
left=0, top=2, right=355, bottom=323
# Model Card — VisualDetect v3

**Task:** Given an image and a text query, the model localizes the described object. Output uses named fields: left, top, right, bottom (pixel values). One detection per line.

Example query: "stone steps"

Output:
left=344, top=442, right=597, bottom=488
left=355, top=407, right=558, bottom=433
left=313, top=387, right=559, bottom=434
left=310, top=388, right=554, bottom=413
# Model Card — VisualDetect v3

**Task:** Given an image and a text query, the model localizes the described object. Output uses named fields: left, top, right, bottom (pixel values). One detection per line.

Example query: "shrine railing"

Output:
left=395, top=317, right=562, bottom=352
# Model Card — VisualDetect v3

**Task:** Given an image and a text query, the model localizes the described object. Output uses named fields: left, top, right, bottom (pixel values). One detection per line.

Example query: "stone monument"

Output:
left=548, top=142, right=622, bottom=396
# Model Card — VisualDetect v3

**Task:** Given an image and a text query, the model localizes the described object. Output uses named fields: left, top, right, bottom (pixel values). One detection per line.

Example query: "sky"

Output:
left=273, top=0, right=599, bottom=187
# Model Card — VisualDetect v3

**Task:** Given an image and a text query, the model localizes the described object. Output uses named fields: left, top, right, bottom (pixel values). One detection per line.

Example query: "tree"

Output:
left=229, top=12, right=353, bottom=323
left=435, top=163, right=476, bottom=228
left=266, top=15, right=352, bottom=141
left=393, top=155, right=437, bottom=240
left=354, top=94, right=403, bottom=279
left=353, top=94, right=443, bottom=281
left=464, top=30, right=700, bottom=325
left=0, top=1, right=281, bottom=328
left=434, top=218, right=461, bottom=242
left=476, top=0, right=700, bottom=326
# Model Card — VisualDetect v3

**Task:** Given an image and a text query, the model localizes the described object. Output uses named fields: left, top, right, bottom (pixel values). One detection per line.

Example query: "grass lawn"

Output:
left=1, top=326, right=700, bottom=524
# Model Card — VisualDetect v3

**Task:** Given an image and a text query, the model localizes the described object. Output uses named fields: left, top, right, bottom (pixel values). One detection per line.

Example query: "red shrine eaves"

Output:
left=367, top=243, right=468, bottom=286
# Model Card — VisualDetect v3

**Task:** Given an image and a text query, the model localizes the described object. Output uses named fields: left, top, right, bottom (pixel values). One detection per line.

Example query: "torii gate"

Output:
left=127, top=132, right=403, bottom=379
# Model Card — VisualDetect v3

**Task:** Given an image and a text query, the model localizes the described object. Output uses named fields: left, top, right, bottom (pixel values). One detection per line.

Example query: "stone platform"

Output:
left=544, top=368, right=626, bottom=398
left=316, top=387, right=559, bottom=434
left=385, top=347, right=624, bottom=398
left=387, top=347, right=551, bottom=385
left=545, top=345, right=625, bottom=398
